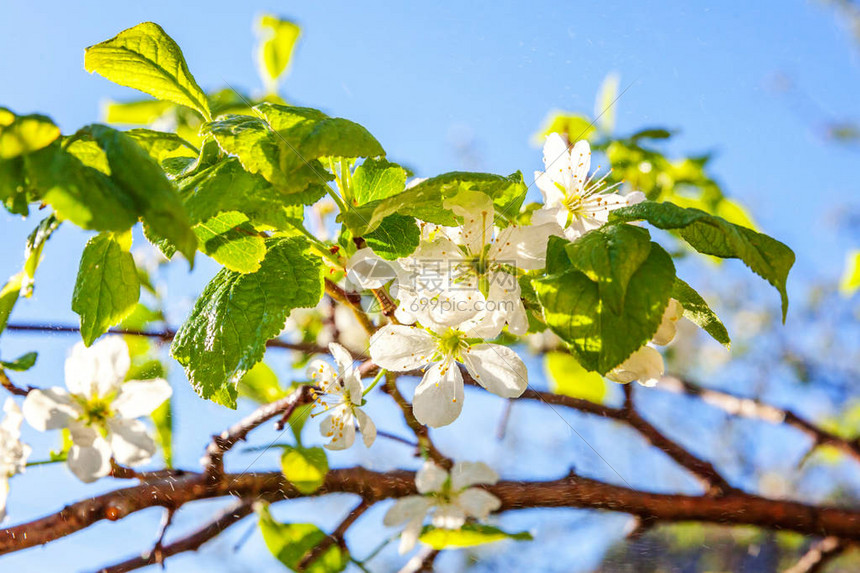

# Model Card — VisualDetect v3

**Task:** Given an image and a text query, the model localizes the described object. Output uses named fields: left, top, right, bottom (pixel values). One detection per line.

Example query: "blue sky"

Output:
left=1, top=1, right=859, bottom=571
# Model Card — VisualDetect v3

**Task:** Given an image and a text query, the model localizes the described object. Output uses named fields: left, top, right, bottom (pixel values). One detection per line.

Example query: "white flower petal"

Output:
left=398, top=515, right=426, bottom=555
left=462, top=343, right=528, bottom=398
left=108, top=418, right=156, bottom=466
left=345, top=248, right=397, bottom=290
left=22, top=388, right=79, bottom=431
left=63, top=342, right=98, bottom=397
left=0, top=477, right=8, bottom=522
left=456, top=488, right=501, bottom=520
left=68, top=421, right=100, bottom=447
left=92, top=337, right=131, bottom=397
left=67, top=439, right=111, bottom=483
left=490, top=224, right=556, bottom=271
left=320, top=406, right=356, bottom=450
left=450, top=461, right=499, bottom=490
left=652, top=298, right=684, bottom=346
left=328, top=343, right=355, bottom=377
left=355, top=408, right=376, bottom=448
left=606, top=345, right=664, bottom=387
left=112, top=378, right=172, bottom=419
left=535, top=170, right=565, bottom=208
left=0, top=399, right=23, bottom=437
left=542, top=133, right=572, bottom=184
left=569, top=140, right=592, bottom=191
left=415, top=460, right=449, bottom=494
left=626, top=190, right=646, bottom=205
left=442, top=190, right=495, bottom=256
left=369, top=325, right=436, bottom=371
left=383, top=495, right=433, bottom=526
left=307, top=359, right=337, bottom=389
left=431, top=504, right=466, bottom=529
left=412, top=360, right=464, bottom=428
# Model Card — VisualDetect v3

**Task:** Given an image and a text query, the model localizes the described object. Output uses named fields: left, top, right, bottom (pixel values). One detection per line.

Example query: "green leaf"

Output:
left=0, top=110, right=61, bottom=159
left=258, top=506, right=348, bottom=573
left=352, top=158, right=407, bottom=204
left=238, top=361, right=286, bottom=403
left=418, top=524, right=533, bottom=550
left=171, top=236, right=323, bottom=408
left=671, top=278, right=730, bottom=348
left=151, top=398, right=173, bottom=468
left=20, top=215, right=61, bottom=298
left=256, top=15, right=301, bottom=90
left=0, top=157, right=28, bottom=215
left=534, top=241, right=675, bottom=374
left=72, top=232, right=141, bottom=346
left=125, top=129, right=198, bottom=162
left=281, top=446, right=328, bottom=494
left=533, top=111, right=596, bottom=144
left=409, top=171, right=528, bottom=221
left=840, top=249, right=860, bottom=297
left=564, top=224, right=652, bottom=314
left=103, top=98, right=175, bottom=125
left=193, top=212, right=267, bottom=273
left=26, top=144, right=139, bottom=232
left=610, top=201, right=795, bottom=321
left=544, top=351, right=607, bottom=404
left=178, top=158, right=313, bottom=230
left=0, top=273, right=23, bottom=335
left=84, top=22, right=211, bottom=120
left=81, top=125, right=197, bottom=263
left=343, top=182, right=457, bottom=235
left=364, top=214, right=420, bottom=260
left=0, top=351, right=38, bottom=372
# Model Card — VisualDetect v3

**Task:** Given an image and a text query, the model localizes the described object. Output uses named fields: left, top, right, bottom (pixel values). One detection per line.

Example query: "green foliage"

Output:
left=72, top=231, right=140, bottom=346
left=364, top=214, right=420, bottom=260
left=238, top=361, right=287, bottom=403
left=0, top=109, right=61, bottom=159
left=610, top=201, right=795, bottom=320
left=410, top=170, right=528, bottom=221
left=281, top=446, right=329, bottom=494
left=85, top=22, right=211, bottom=120
left=192, top=212, right=267, bottom=273
left=534, top=231, right=675, bottom=374
left=533, top=111, right=597, bottom=144
left=0, top=351, right=38, bottom=372
left=418, top=524, right=533, bottom=549
left=21, top=214, right=60, bottom=298
left=171, top=236, right=323, bottom=408
left=258, top=505, right=349, bottom=573
left=125, top=129, right=198, bottom=162
left=256, top=15, right=301, bottom=91
left=544, top=351, right=607, bottom=404
left=671, top=278, right=731, bottom=348
left=352, top=158, right=407, bottom=204
left=0, top=273, right=23, bottom=335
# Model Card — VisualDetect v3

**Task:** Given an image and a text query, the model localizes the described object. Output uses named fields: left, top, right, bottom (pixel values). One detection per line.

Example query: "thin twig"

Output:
left=298, top=500, right=371, bottom=570
left=783, top=537, right=849, bottom=573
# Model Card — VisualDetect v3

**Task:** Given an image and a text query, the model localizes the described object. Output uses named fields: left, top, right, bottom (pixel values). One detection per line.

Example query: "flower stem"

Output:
left=363, top=369, right=385, bottom=396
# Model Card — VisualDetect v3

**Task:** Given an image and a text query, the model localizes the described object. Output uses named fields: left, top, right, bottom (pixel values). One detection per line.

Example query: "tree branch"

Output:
left=93, top=502, right=254, bottom=573
left=783, top=537, right=850, bottom=573
left=382, top=372, right=451, bottom=469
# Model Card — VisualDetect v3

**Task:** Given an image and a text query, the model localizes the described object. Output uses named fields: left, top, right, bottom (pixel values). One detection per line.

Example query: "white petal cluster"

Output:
left=533, top=134, right=644, bottom=241
left=0, top=399, right=30, bottom=522
left=383, top=460, right=501, bottom=554
left=22, top=337, right=171, bottom=483
left=307, top=343, right=376, bottom=450
left=607, top=298, right=684, bottom=387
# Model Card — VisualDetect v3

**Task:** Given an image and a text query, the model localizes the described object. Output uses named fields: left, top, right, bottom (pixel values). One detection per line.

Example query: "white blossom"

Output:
left=652, top=298, right=684, bottom=346
left=383, top=460, right=501, bottom=554
left=370, top=322, right=527, bottom=427
left=533, top=134, right=644, bottom=240
left=0, top=399, right=30, bottom=522
left=22, top=337, right=171, bottom=483
left=308, top=343, right=376, bottom=450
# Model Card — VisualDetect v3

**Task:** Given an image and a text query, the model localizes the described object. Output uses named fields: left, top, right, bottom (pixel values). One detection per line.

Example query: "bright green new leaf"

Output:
left=84, top=22, right=211, bottom=120
left=0, top=351, right=38, bottom=372
left=532, top=110, right=596, bottom=145
left=256, top=15, right=301, bottom=90
left=258, top=506, right=348, bottom=573
left=564, top=224, right=652, bottom=314
left=26, top=144, right=139, bottom=231
left=534, top=241, right=675, bottom=374
left=419, top=524, right=533, bottom=550
left=126, top=129, right=198, bottom=162
left=21, top=215, right=61, bottom=298
left=65, top=139, right=111, bottom=174
left=545, top=351, right=607, bottom=404
left=151, top=398, right=173, bottom=468
left=103, top=98, right=175, bottom=125
left=351, top=158, right=407, bottom=204
left=671, top=278, right=731, bottom=348
left=342, top=181, right=458, bottom=235
left=81, top=125, right=197, bottom=263
left=610, top=201, right=794, bottom=321
left=408, top=170, right=528, bottom=221
left=364, top=214, right=420, bottom=260
left=840, top=249, right=860, bottom=296
left=0, top=157, right=28, bottom=215
left=594, top=72, right=619, bottom=133
left=281, top=446, right=328, bottom=494
left=193, top=211, right=267, bottom=273
left=171, top=236, right=323, bottom=408
left=238, top=361, right=286, bottom=404
left=72, top=232, right=141, bottom=346
left=178, top=158, right=314, bottom=230
left=0, top=273, right=23, bottom=335
left=0, top=110, right=61, bottom=159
